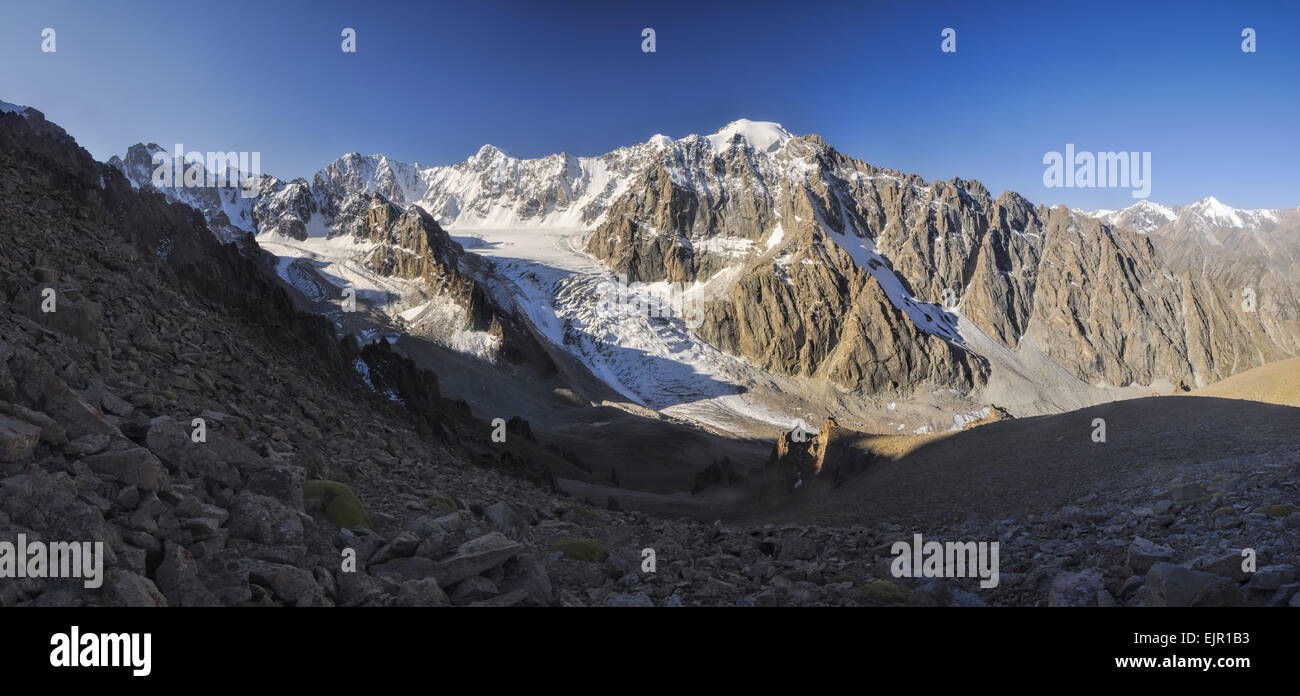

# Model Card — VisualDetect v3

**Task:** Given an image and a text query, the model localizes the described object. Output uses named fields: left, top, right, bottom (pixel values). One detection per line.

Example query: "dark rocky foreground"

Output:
left=1, top=107, right=1296, bottom=608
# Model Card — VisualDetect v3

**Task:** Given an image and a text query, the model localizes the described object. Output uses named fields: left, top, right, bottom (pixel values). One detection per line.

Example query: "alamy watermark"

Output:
left=891, top=533, right=999, bottom=589
left=0, top=534, right=104, bottom=589
left=50, top=626, right=151, bottom=677
left=1043, top=144, right=1151, bottom=199
left=151, top=144, right=261, bottom=198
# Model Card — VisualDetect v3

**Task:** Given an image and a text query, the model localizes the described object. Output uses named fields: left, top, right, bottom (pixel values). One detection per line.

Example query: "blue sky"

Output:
left=2, top=0, right=1296, bottom=210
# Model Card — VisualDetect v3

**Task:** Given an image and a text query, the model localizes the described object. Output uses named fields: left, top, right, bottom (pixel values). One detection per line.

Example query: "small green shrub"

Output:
left=860, top=579, right=908, bottom=605
left=549, top=537, right=608, bottom=563
left=1255, top=503, right=1300, bottom=518
left=303, top=480, right=374, bottom=530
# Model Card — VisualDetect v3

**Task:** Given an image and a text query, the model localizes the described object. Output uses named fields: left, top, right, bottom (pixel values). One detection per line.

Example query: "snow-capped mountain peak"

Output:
left=0, top=100, right=31, bottom=117
left=472, top=143, right=508, bottom=161
left=1186, top=195, right=1247, bottom=228
left=1085, top=199, right=1178, bottom=235
left=1082, top=195, right=1286, bottom=243
left=706, top=119, right=793, bottom=154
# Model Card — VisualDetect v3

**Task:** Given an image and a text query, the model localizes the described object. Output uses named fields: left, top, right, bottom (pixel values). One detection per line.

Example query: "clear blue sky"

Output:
left=2, top=0, right=1296, bottom=210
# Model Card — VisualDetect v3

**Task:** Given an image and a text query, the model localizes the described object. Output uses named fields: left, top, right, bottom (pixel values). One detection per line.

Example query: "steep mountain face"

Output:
left=107, top=143, right=257, bottom=246
left=1082, top=198, right=1300, bottom=378
left=961, top=206, right=1201, bottom=387
left=111, top=120, right=1300, bottom=415
left=573, top=124, right=1297, bottom=391
left=110, top=148, right=552, bottom=371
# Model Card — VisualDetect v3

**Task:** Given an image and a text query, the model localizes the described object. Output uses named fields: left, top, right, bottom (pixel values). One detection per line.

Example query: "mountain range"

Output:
left=108, top=119, right=1300, bottom=438
left=3, top=101, right=1298, bottom=609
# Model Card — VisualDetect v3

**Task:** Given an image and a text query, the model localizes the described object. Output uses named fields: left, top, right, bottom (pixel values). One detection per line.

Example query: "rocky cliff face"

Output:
left=693, top=226, right=986, bottom=394
left=110, top=145, right=553, bottom=371
left=353, top=195, right=554, bottom=370
left=763, top=418, right=866, bottom=496
left=577, top=128, right=1298, bottom=392
left=1084, top=199, right=1300, bottom=382
left=107, top=143, right=258, bottom=247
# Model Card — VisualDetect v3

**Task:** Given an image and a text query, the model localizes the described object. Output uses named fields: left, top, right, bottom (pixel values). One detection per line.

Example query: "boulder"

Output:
left=1126, top=537, right=1175, bottom=574
left=1144, top=562, right=1241, bottom=607
left=435, top=532, right=524, bottom=588
left=0, top=415, right=42, bottom=462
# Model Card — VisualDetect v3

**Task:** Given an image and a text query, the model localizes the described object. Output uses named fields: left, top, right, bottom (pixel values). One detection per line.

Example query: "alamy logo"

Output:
left=1043, top=144, right=1151, bottom=199
left=790, top=418, right=816, bottom=443
left=0, top=534, right=103, bottom=589
left=890, top=533, right=999, bottom=588
left=151, top=144, right=261, bottom=198
left=50, top=626, right=151, bottom=677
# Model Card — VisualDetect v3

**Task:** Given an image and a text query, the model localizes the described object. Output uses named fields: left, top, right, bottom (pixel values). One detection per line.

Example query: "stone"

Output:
left=336, top=571, right=389, bottom=607
left=434, top=532, right=524, bottom=588
left=484, top=501, right=525, bottom=533
left=0, top=415, right=41, bottom=463
left=1267, top=583, right=1300, bottom=608
left=1048, top=568, right=1115, bottom=607
left=605, top=592, right=655, bottom=607
left=395, top=578, right=450, bottom=607
left=450, top=576, right=498, bottom=604
left=908, top=580, right=987, bottom=607
left=370, top=530, right=420, bottom=565
left=64, top=433, right=110, bottom=457
left=1117, top=575, right=1144, bottom=598
left=228, top=491, right=305, bottom=546
left=0, top=403, right=66, bottom=446
left=99, top=389, right=134, bottom=417
left=1190, top=550, right=1252, bottom=583
left=1245, top=565, right=1296, bottom=592
left=778, top=533, right=818, bottom=562
left=1126, top=537, right=1175, bottom=574
left=83, top=446, right=169, bottom=491
left=248, top=561, right=328, bottom=606
left=498, top=553, right=553, bottom=606
left=1144, top=562, right=1241, bottom=607
left=145, top=416, right=239, bottom=490
left=245, top=464, right=306, bottom=508
left=154, top=542, right=220, bottom=607
left=196, top=551, right=253, bottom=605
left=468, top=589, right=529, bottom=607
left=370, top=556, right=437, bottom=582
left=414, top=532, right=446, bottom=559
left=102, top=569, right=168, bottom=607
left=1162, top=483, right=1208, bottom=505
